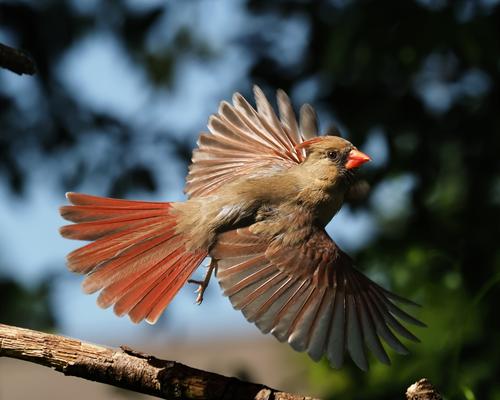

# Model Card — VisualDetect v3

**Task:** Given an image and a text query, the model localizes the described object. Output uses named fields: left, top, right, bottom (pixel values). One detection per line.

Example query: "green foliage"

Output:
left=0, top=274, right=56, bottom=331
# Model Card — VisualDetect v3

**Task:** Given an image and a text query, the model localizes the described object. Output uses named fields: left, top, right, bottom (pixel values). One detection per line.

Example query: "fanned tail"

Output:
left=59, top=192, right=207, bottom=324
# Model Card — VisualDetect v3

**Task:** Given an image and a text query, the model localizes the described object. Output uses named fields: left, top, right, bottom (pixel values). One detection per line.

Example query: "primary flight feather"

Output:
left=60, top=85, right=423, bottom=370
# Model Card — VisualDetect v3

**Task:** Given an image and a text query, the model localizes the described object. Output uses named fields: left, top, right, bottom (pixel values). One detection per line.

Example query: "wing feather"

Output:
left=213, top=226, right=422, bottom=370
left=253, top=86, right=297, bottom=155
left=357, top=293, right=390, bottom=364
left=277, top=89, right=302, bottom=147
left=186, top=86, right=316, bottom=198
left=299, top=104, right=319, bottom=139
left=348, top=269, right=391, bottom=364
left=233, top=92, right=286, bottom=150
left=370, top=290, right=421, bottom=342
left=288, top=286, right=324, bottom=352
left=251, top=276, right=298, bottom=333
left=346, top=294, right=368, bottom=370
left=305, top=290, right=333, bottom=361
left=270, top=280, right=311, bottom=342
left=327, top=285, right=346, bottom=368
left=238, top=273, right=288, bottom=319
left=365, top=290, right=410, bottom=354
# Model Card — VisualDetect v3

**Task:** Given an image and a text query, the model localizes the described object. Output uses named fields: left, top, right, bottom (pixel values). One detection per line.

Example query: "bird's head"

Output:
left=295, top=136, right=371, bottom=185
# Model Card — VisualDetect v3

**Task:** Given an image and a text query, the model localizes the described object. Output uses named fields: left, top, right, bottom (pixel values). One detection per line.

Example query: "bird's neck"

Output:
left=287, top=167, right=347, bottom=227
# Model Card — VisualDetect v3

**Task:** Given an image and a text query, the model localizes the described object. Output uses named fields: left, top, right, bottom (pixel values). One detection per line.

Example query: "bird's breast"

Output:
left=305, top=191, right=344, bottom=227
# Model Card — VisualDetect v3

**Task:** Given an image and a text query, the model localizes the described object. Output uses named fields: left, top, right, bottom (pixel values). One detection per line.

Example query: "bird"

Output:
left=59, top=85, right=424, bottom=371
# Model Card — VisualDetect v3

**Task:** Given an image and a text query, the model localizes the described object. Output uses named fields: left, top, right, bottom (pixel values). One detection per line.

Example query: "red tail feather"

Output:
left=60, top=192, right=206, bottom=323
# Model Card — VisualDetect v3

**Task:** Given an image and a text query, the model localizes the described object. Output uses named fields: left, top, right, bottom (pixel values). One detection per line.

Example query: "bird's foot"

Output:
left=188, top=260, right=216, bottom=305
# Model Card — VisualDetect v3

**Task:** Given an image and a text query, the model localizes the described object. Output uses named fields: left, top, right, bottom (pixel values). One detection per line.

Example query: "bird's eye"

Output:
left=327, top=150, right=339, bottom=161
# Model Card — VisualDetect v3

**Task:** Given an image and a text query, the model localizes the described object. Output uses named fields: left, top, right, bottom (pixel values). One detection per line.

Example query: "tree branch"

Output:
left=406, top=378, right=442, bottom=400
left=0, top=323, right=317, bottom=400
left=0, top=323, right=442, bottom=400
left=0, top=42, right=36, bottom=75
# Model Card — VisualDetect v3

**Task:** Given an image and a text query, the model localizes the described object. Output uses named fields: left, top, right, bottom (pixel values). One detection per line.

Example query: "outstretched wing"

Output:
left=185, top=86, right=319, bottom=198
left=212, top=227, right=424, bottom=370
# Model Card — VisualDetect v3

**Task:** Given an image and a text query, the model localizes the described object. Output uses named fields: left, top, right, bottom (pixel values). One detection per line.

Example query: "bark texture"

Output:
left=406, top=378, right=442, bottom=400
left=0, top=323, right=317, bottom=400
left=0, top=323, right=442, bottom=399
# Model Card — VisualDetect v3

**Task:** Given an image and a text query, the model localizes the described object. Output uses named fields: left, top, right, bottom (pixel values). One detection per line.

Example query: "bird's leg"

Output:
left=188, top=259, right=217, bottom=305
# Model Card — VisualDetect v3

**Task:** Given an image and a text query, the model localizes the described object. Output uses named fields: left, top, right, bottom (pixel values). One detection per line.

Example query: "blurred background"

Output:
left=0, top=0, right=499, bottom=399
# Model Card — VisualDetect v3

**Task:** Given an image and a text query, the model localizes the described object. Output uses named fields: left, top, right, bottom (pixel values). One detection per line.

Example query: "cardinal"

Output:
left=60, top=86, right=423, bottom=370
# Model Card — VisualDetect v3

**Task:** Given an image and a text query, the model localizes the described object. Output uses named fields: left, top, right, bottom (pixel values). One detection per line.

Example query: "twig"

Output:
left=406, top=378, right=442, bottom=400
left=0, top=42, right=36, bottom=75
left=0, top=323, right=318, bottom=400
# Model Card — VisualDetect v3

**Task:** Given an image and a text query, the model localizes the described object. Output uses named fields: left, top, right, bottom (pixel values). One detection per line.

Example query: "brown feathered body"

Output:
left=177, top=137, right=350, bottom=250
left=60, top=87, right=423, bottom=371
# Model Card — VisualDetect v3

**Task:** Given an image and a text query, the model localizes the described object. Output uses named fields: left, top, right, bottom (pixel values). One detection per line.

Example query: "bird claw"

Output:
left=194, top=291, right=204, bottom=305
left=187, top=261, right=216, bottom=305
left=187, top=280, right=205, bottom=304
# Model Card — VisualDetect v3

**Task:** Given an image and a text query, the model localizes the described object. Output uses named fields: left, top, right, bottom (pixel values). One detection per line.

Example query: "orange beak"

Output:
left=345, top=149, right=371, bottom=169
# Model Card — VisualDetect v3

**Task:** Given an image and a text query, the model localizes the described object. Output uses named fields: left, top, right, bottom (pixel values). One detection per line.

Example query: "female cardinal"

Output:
left=60, top=86, right=423, bottom=370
